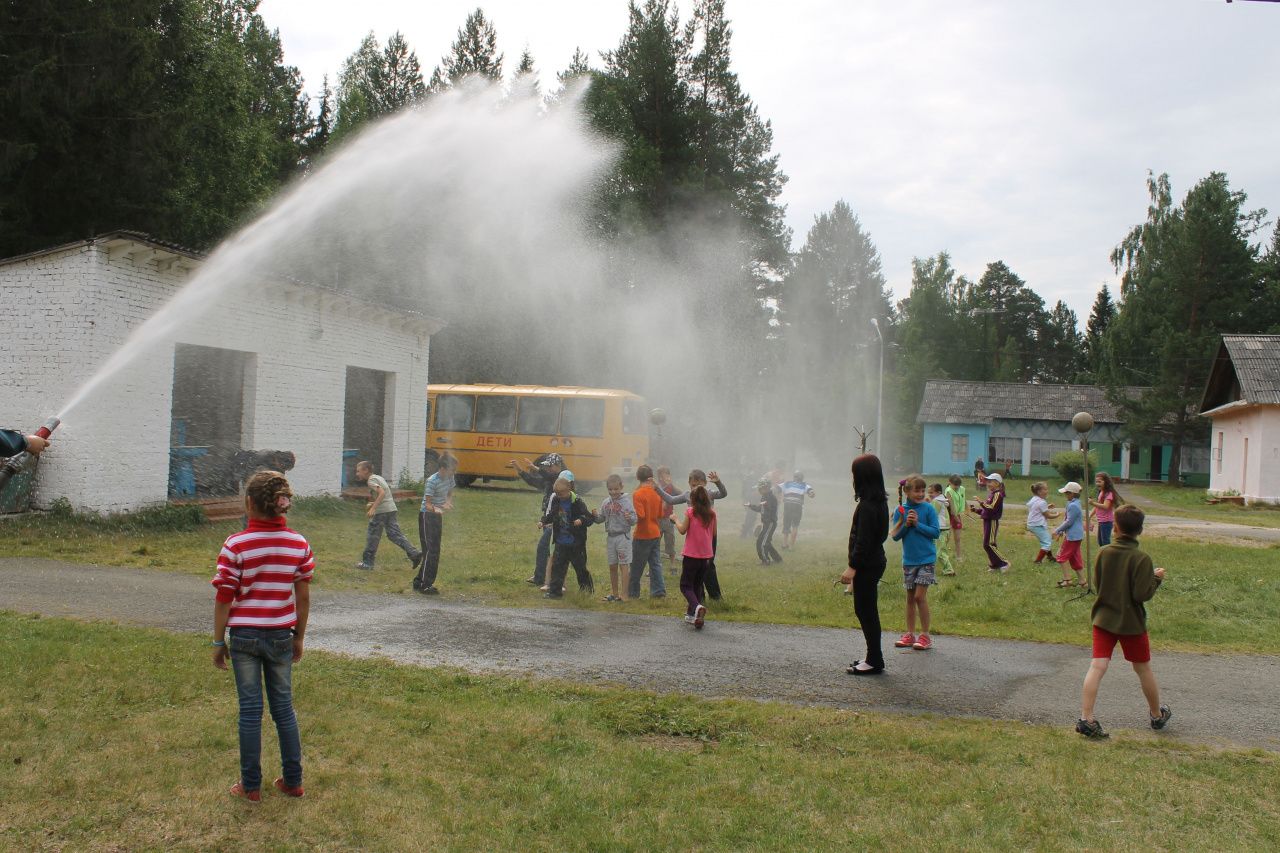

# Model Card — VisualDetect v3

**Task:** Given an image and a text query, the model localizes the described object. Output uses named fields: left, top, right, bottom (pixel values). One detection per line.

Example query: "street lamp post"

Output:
left=1073, top=411, right=1095, bottom=593
left=870, top=318, right=883, bottom=457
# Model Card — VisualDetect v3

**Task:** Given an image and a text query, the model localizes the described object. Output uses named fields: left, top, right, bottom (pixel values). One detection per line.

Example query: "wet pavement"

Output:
left=2, top=558, right=1276, bottom=750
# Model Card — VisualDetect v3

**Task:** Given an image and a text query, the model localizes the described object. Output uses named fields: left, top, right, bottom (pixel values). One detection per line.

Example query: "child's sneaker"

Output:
left=419, top=586, right=439, bottom=595
left=273, top=777, right=305, bottom=798
left=684, top=614, right=696, bottom=624
left=693, top=604, right=706, bottom=629
left=354, top=562, right=373, bottom=571
left=1075, top=718, right=1109, bottom=739
left=912, top=634, right=932, bottom=650
left=229, top=781, right=260, bottom=803
left=1150, top=705, right=1172, bottom=730
left=894, top=633, right=915, bottom=648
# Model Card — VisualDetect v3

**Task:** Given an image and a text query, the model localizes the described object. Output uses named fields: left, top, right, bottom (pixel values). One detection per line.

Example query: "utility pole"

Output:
left=870, top=318, right=883, bottom=457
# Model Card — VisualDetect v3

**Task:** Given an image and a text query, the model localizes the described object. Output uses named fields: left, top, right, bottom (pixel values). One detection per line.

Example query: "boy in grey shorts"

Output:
left=594, top=473, right=637, bottom=602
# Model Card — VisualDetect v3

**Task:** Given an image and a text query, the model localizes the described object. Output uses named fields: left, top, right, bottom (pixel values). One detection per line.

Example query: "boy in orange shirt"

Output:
left=628, top=465, right=667, bottom=599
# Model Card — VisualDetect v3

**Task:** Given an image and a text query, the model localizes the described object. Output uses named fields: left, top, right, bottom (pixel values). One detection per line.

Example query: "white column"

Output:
left=1120, top=442, right=1131, bottom=480
left=1021, top=437, right=1032, bottom=475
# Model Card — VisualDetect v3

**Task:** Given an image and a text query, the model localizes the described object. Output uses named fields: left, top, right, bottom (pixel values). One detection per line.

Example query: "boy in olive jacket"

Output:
left=1076, top=505, right=1171, bottom=739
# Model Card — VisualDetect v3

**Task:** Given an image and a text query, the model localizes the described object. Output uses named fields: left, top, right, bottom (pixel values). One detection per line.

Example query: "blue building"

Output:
left=916, top=380, right=1209, bottom=484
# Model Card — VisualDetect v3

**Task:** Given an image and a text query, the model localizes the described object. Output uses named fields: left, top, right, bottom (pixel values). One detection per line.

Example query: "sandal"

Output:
left=1056, top=579, right=1076, bottom=588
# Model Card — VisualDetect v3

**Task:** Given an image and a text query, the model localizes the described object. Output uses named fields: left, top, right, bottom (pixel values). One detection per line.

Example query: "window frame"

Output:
left=433, top=394, right=476, bottom=432
left=516, top=396, right=562, bottom=436
left=559, top=397, right=606, bottom=438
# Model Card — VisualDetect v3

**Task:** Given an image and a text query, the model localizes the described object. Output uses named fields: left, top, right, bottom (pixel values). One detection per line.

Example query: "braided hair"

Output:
left=245, top=470, right=294, bottom=517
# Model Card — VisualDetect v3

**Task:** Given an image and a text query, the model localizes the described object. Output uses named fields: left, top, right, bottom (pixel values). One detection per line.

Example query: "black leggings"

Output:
left=756, top=520, right=781, bottom=564
left=852, top=563, right=886, bottom=669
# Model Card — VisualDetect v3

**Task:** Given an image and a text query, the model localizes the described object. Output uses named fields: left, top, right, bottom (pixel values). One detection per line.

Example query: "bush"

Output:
left=1049, top=449, right=1100, bottom=483
left=43, top=498, right=206, bottom=532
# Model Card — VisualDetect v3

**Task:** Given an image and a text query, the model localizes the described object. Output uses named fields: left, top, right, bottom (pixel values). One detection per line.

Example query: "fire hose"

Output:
left=0, top=417, right=60, bottom=492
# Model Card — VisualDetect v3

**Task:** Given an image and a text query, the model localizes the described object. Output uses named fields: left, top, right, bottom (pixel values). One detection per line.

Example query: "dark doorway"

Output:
left=343, top=366, right=391, bottom=487
left=170, top=344, right=254, bottom=497
left=1149, top=444, right=1164, bottom=481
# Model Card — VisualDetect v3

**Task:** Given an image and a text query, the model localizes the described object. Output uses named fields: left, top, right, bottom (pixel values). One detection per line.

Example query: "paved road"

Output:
left=2, top=558, right=1276, bottom=749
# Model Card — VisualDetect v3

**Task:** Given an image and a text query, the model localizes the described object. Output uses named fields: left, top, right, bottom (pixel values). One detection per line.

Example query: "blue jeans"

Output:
left=628, top=537, right=665, bottom=598
left=230, top=627, right=302, bottom=791
left=1097, top=521, right=1113, bottom=546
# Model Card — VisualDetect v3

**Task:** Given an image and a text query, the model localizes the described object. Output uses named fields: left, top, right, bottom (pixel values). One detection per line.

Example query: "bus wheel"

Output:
left=455, top=474, right=476, bottom=487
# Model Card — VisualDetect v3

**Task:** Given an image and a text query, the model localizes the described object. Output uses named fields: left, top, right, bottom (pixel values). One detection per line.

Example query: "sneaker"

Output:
left=229, top=781, right=260, bottom=803
left=419, top=586, right=440, bottom=595
left=273, top=777, right=305, bottom=798
left=894, top=633, right=915, bottom=648
left=998, top=563, right=1011, bottom=573
left=354, top=562, right=373, bottom=571
left=411, top=576, right=422, bottom=590
left=693, top=604, right=706, bottom=629
left=1150, top=705, right=1172, bottom=730
left=912, top=634, right=932, bottom=650
left=684, top=614, right=696, bottom=624
left=1075, top=718, right=1109, bottom=739
left=410, top=552, right=424, bottom=571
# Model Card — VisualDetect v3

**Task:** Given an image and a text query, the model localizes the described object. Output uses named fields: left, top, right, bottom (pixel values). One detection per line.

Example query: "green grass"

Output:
left=2, top=485, right=1278, bottom=653
left=1, top=612, right=1277, bottom=851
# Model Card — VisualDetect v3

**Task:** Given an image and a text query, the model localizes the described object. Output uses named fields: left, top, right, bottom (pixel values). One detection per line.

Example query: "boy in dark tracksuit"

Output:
left=746, top=479, right=782, bottom=565
left=541, top=477, right=596, bottom=598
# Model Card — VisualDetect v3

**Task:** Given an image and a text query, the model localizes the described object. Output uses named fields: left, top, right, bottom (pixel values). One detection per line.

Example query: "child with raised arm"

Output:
left=891, top=475, right=942, bottom=651
left=594, top=473, right=637, bottom=602
left=973, top=471, right=1010, bottom=573
left=943, top=474, right=965, bottom=561
left=541, top=473, right=596, bottom=598
left=414, top=454, right=456, bottom=595
left=1076, top=505, right=1171, bottom=739
left=1053, top=481, right=1087, bottom=587
left=654, top=469, right=729, bottom=599
left=673, top=484, right=717, bottom=629
left=1026, top=481, right=1061, bottom=565
left=212, top=471, right=313, bottom=802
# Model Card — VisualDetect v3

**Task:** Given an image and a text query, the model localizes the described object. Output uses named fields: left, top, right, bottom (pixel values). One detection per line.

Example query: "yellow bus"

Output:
left=426, top=385, right=650, bottom=489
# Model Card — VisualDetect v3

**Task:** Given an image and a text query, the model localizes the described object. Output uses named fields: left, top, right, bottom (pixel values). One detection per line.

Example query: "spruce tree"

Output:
left=1082, top=284, right=1116, bottom=381
left=429, top=8, right=504, bottom=91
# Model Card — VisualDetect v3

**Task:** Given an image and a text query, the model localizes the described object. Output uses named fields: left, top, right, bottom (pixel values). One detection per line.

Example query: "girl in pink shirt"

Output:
left=1090, top=473, right=1123, bottom=547
left=674, top=485, right=717, bottom=629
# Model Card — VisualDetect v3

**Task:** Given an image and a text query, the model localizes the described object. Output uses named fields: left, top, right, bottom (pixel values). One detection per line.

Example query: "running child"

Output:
left=943, top=474, right=965, bottom=561
left=654, top=469, right=729, bottom=599
left=541, top=474, right=596, bottom=598
left=414, top=454, right=456, bottom=595
left=927, top=483, right=955, bottom=576
left=1076, top=505, right=1171, bottom=738
left=1053, top=481, right=1087, bottom=587
left=891, top=475, right=941, bottom=651
left=780, top=471, right=816, bottom=549
left=745, top=477, right=782, bottom=565
left=1025, top=481, right=1061, bottom=565
left=673, top=484, right=717, bottom=629
left=1089, top=472, right=1123, bottom=547
left=594, top=473, right=637, bottom=602
left=972, top=471, right=1010, bottom=572
left=354, top=460, right=422, bottom=572
left=211, top=470, right=313, bottom=802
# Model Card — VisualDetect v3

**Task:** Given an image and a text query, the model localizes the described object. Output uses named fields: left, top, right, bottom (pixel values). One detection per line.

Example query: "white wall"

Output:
left=1, top=239, right=435, bottom=512
left=1209, top=405, right=1280, bottom=503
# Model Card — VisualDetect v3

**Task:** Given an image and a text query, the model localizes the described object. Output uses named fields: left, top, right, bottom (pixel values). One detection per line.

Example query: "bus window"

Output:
left=434, top=394, right=475, bottom=431
left=517, top=397, right=561, bottom=435
left=622, top=398, right=648, bottom=434
left=475, top=395, right=517, bottom=433
left=560, top=398, right=605, bottom=437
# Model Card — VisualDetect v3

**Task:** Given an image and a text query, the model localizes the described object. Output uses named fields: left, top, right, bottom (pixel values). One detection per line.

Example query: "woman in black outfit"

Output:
left=843, top=454, right=890, bottom=675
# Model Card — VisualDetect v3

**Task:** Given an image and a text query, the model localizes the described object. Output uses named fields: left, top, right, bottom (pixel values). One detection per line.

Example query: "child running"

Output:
left=1076, top=505, right=1171, bottom=738
left=892, top=474, right=941, bottom=651
left=927, top=483, right=955, bottom=576
left=673, top=484, right=717, bottom=629
left=654, top=469, right=729, bottom=599
left=943, top=474, right=965, bottom=561
left=1053, top=481, right=1087, bottom=587
left=1025, top=481, right=1061, bottom=565
left=594, top=473, right=637, bottom=602
left=211, top=470, right=313, bottom=802
left=414, top=454, right=456, bottom=595
left=354, top=460, right=422, bottom=573
left=1089, top=472, right=1123, bottom=547
left=745, top=478, right=783, bottom=565
left=780, top=471, right=816, bottom=549
left=541, top=473, right=596, bottom=598
left=973, top=471, right=1010, bottom=572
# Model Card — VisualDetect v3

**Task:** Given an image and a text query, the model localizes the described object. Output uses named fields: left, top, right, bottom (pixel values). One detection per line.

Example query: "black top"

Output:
left=848, top=497, right=889, bottom=570
left=1, top=429, right=26, bottom=458
left=540, top=494, right=597, bottom=547
left=749, top=490, right=779, bottom=525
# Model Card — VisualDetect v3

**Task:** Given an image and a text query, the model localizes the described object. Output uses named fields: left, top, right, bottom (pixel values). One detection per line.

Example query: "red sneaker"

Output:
left=274, top=777, right=305, bottom=798
left=230, top=781, right=260, bottom=803
left=894, top=633, right=915, bottom=648
left=912, top=634, right=933, bottom=650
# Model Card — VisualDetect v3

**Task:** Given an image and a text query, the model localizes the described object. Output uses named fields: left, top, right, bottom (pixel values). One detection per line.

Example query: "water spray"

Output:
left=0, top=416, right=60, bottom=492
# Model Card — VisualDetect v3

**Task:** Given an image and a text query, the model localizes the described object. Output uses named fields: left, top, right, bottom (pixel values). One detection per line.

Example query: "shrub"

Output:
left=1049, top=449, right=1100, bottom=483
left=42, top=498, right=206, bottom=532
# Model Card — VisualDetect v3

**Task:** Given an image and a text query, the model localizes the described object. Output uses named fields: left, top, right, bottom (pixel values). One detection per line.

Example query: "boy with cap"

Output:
left=1053, top=481, right=1087, bottom=587
left=1076, top=505, right=1171, bottom=738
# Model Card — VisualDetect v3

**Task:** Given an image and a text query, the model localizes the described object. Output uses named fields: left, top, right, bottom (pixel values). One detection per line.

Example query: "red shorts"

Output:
left=950, top=516, right=963, bottom=530
left=1092, top=626, right=1151, bottom=663
left=1056, top=538, right=1083, bottom=570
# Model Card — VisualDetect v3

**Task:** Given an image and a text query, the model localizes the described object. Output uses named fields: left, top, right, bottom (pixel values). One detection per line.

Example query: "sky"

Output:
left=259, top=0, right=1280, bottom=323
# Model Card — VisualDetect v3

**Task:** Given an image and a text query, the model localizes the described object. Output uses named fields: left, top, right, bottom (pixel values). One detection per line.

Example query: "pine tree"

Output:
left=1082, top=284, right=1116, bottom=381
left=510, top=46, right=540, bottom=100
left=1038, top=300, right=1083, bottom=383
left=429, top=8, right=504, bottom=91
left=380, top=31, right=426, bottom=109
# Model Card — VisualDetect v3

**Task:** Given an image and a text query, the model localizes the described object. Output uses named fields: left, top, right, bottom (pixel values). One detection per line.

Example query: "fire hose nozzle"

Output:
left=36, top=417, right=60, bottom=440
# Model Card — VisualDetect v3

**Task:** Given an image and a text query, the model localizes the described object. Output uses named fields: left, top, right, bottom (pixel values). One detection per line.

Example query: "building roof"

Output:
left=916, top=380, right=1147, bottom=425
left=1200, top=335, right=1280, bottom=414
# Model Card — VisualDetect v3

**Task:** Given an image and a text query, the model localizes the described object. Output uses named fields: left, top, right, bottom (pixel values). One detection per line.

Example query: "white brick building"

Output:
left=0, top=232, right=442, bottom=513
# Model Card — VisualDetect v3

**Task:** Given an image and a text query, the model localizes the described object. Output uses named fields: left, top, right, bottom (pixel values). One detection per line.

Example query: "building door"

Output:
left=170, top=344, right=253, bottom=498
left=1149, top=444, right=1163, bottom=481
left=343, top=366, right=390, bottom=487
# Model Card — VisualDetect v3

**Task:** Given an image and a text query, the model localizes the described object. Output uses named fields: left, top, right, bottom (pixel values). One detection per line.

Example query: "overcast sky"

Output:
left=260, top=0, right=1279, bottom=322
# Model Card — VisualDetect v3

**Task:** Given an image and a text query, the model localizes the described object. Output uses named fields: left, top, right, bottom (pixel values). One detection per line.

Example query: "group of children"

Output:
left=352, top=456, right=459, bottom=596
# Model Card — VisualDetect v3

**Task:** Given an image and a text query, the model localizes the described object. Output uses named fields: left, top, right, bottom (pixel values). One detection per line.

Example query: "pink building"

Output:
left=1200, top=335, right=1280, bottom=504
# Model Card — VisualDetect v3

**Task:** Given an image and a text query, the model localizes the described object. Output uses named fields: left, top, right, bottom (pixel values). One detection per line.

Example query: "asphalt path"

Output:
left=2, top=558, right=1276, bottom=750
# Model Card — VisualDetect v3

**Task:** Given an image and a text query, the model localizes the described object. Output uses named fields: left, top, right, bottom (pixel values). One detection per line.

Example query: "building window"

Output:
left=988, top=436, right=1023, bottom=465
left=1030, top=439, right=1072, bottom=466
left=1130, top=445, right=1140, bottom=464
left=950, top=434, right=968, bottom=462
left=1111, top=444, right=1122, bottom=463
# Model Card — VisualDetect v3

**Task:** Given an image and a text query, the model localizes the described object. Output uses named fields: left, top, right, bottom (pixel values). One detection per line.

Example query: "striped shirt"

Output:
left=420, top=472, right=455, bottom=512
left=211, top=516, right=315, bottom=629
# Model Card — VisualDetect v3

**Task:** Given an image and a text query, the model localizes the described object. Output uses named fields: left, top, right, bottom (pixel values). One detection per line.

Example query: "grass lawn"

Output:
left=2, top=613, right=1277, bottom=851
left=1, top=484, right=1278, bottom=654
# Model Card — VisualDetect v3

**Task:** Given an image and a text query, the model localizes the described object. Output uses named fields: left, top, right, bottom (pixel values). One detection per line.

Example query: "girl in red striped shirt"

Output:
left=211, top=470, right=314, bottom=802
